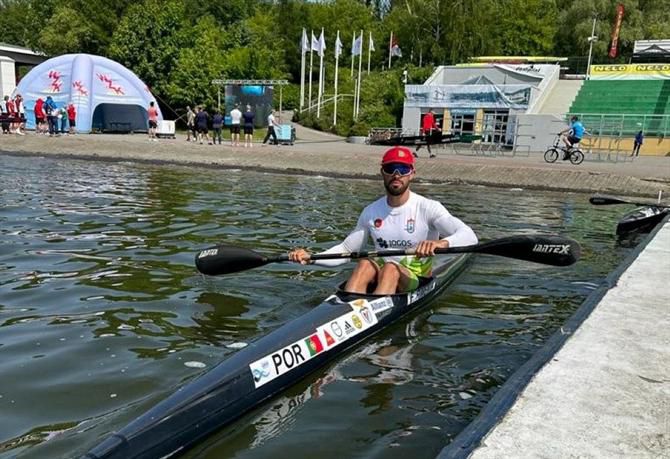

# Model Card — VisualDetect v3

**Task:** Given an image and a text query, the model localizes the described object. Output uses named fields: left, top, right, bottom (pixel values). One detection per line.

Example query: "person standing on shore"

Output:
left=415, top=108, right=440, bottom=158
left=262, top=109, right=279, bottom=146
left=212, top=110, right=224, bottom=145
left=186, top=106, right=196, bottom=142
left=14, top=94, right=25, bottom=135
left=34, top=98, right=46, bottom=135
left=195, top=106, right=211, bottom=145
left=59, top=105, right=68, bottom=134
left=242, top=105, right=254, bottom=148
left=632, top=130, right=643, bottom=157
left=147, top=101, right=159, bottom=141
left=67, top=103, right=76, bottom=134
left=230, top=104, right=242, bottom=147
left=44, top=96, right=58, bottom=137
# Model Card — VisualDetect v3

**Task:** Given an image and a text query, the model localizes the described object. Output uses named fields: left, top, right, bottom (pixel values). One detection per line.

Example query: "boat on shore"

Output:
left=616, top=206, right=669, bottom=235
left=84, top=254, right=471, bottom=459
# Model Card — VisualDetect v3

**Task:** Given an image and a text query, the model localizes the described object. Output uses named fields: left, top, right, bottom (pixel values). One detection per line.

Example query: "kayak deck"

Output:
left=616, top=206, right=669, bottom=235
left=85, top=254, right=471, bottom=459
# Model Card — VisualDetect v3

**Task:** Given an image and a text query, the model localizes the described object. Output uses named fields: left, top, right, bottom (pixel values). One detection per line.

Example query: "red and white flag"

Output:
left=608, top=3, right=625, bottom=58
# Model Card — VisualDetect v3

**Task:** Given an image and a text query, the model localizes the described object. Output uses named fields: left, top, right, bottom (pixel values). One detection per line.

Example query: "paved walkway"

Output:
left=468, top=220, right=669, bottom=458
left=1, top=131, right=669, bottom=198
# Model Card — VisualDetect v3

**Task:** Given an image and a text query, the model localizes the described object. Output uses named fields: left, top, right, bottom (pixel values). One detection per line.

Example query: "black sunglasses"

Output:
left=382, top=163, right=414, bottom=176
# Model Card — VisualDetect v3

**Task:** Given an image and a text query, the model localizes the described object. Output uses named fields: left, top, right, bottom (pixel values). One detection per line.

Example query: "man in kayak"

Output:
left=289, top=146, right=477, bottom=295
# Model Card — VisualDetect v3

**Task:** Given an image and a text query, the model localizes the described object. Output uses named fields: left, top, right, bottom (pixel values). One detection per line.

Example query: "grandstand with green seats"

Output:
left=568, top=80, right=670, bottom=136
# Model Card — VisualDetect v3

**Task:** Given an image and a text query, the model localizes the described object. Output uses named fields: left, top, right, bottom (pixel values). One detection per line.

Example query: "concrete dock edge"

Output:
left=436, top=215, right=670, bottom=459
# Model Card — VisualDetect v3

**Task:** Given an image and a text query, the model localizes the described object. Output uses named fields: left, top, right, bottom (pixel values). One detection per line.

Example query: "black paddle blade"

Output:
left=195, top=245, right=268, bottom=276
left=589, top=196, right=627, bottom=206
left=472, top=235, right=581, bottom=266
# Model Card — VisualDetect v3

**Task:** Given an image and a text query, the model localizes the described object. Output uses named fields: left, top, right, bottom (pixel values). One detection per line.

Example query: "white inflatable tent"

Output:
left=13, top=53, right=162, bottom=133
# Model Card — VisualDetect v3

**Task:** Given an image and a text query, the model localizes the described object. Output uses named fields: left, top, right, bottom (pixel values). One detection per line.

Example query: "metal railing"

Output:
left=568, top=113, right=670, bottom=137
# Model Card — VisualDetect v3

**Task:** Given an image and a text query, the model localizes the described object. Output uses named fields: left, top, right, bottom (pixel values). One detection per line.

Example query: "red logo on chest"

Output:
left=374, top=218, right=383, bottom=228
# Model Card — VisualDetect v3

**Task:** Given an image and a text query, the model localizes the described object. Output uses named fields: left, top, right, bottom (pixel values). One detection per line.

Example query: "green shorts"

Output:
left=371, top=258, right=421, bottom=292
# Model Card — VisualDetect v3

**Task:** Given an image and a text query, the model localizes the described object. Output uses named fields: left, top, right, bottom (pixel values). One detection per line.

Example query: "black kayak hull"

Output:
left=616, top=206, right=668, bottom=235
left=84, top=254, right=471, bottom=459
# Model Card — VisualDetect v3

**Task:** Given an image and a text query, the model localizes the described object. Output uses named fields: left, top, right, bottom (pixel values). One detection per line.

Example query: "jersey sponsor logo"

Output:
left=405, top=218, right=415, bottom=234
left=376, top=238, right=414, bottom=249
left=351, top=314, right=363, bottom=329
left=374, top=218, right=383, bottom=228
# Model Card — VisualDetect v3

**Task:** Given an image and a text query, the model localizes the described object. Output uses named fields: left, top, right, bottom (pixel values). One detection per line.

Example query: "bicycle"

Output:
left=544, top=135, right=584, bottom=165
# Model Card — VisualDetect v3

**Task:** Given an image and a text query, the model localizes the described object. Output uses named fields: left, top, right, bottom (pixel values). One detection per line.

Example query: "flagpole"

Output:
left=300, top=29, right=306, bottom=111
left=388, top=32, right=393, bottom=68
left=317, top=28, right=324, bottom=118
left=351, top=33, right=355, bottom=78
left=334, top=30, right=340, bottom=126
left=367, top=31, right=372, bottom=74
left=308, top=31, right=314, bottom=111
left=352, top=32, right=358, bottom=119
left=355, top=29, right=363, bottom=120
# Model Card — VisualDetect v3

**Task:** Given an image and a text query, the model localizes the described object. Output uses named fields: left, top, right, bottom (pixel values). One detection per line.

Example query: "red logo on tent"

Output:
left=73, top=81, right=88, bottom=96
left=46, top=70, right=63, bottom=93
left=97, top=73, right=125, bottom=96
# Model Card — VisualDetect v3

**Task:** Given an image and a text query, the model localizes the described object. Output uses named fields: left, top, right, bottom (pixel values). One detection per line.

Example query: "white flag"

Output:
left=335, top=34, right=343, bottom=57
left=318, top=30, right=326, bottom=57
left=369, top=34, right=375, bottom=52
left=311, top=31, right=320, bottom=52
left=351, top=33, right=362, bottom=56
left=301, top=28, right=310, bottom=54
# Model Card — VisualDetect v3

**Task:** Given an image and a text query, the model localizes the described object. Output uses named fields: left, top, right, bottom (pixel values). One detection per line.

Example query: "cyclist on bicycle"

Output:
left=559, top=116, right=585, bottom=160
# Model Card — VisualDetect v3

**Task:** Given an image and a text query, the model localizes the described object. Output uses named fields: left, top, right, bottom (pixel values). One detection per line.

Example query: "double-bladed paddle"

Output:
left=589, top=195, right=669, bottom=208
left=195, top=235, right=581, bottom=276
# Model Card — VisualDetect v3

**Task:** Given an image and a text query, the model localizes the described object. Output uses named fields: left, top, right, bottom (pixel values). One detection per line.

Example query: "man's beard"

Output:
left=384, top=178, right=410, bottom=196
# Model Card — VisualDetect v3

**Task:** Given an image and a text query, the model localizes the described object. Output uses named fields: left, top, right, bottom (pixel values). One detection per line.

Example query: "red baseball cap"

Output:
left=381, top=146, right=415, bottom=166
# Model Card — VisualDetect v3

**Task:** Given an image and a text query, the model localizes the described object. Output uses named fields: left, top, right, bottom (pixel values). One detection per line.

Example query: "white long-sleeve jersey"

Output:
left=315, top=192, right=477, bottom=276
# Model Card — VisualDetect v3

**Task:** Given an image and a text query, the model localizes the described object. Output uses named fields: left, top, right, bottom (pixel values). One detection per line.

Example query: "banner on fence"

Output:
left=589, top=63, right=670, bottom=80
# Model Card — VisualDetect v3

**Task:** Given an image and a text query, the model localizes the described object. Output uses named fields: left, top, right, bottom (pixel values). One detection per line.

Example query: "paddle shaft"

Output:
left=195, top=235, right=581, bottom=276
left=590, top=196, right=669, bottom=208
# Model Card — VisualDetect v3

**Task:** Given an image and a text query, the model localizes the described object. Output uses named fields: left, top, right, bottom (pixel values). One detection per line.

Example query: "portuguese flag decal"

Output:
left=305, top=334, right=324, bottom=356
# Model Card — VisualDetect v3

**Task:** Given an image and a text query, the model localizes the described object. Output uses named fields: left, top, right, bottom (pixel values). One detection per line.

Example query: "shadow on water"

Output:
left=0, top=154, right=641, bottom=459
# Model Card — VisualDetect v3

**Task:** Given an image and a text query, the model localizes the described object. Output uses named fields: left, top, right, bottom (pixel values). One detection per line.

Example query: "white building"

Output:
left=402, top=63, right=561, bottom=144
left=0, top=43, right=46, bottom=97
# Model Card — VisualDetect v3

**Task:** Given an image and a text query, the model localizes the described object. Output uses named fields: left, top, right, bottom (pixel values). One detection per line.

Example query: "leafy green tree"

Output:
left=496, top=0, right=558, bottom=56
left=108, top=0, right=191, bottom=97
left=37, top=6, right=95, bottom=56
left=165, top=17, right=231, bottom=109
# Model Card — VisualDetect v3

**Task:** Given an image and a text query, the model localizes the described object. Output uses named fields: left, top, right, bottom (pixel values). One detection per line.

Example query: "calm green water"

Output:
left=0, top=154, right=639, bottom=458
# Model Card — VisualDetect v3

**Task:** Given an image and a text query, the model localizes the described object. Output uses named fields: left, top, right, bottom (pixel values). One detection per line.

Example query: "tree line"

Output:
left=1, top=0, right=668, bottom=135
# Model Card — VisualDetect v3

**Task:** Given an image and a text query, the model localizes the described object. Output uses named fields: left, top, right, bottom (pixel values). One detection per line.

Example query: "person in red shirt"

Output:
left=147, top=101, right=159, bottom=141
left=415, top=108, right=441, bottom=158
left=67, top=103, right=76, bottom=134
left=34, top=98, right=46, bottom=134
